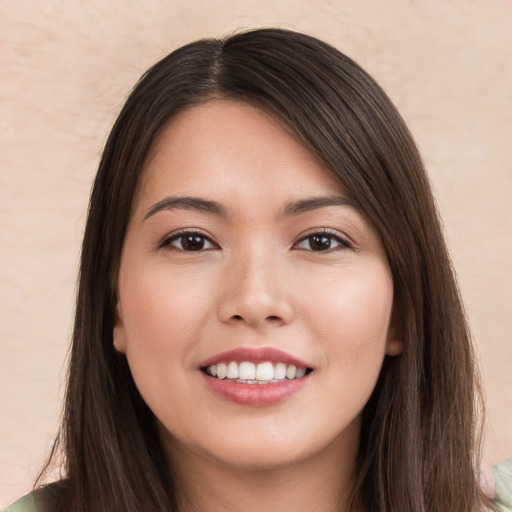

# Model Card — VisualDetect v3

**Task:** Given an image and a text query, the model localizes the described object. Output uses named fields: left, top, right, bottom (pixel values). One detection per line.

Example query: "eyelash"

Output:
left=293, top=229, right=352, bottom=252
left=160, top=229, right=352, bottom=253
left=160, top=229, right=218, bottom=252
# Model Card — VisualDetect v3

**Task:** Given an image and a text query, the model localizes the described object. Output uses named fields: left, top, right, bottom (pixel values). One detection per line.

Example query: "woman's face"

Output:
left=114, top=100, right=401, bottom=471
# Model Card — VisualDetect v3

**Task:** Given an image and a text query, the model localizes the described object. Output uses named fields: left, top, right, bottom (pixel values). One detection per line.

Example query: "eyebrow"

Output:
left=144, top=196, right=228, bottom=220
left=143, top=194, right=359, bottom=221
left=281, top=195, right=359, bottom=216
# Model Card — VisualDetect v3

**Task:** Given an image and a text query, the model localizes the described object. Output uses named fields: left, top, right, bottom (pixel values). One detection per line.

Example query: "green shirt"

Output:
left=1, top=493, right=36, bottom=512
left=495, top=457, right=512, bottom=512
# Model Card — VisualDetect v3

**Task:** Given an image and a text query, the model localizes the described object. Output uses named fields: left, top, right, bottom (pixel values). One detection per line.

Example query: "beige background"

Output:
left=1, top=0, right=511, bottom=506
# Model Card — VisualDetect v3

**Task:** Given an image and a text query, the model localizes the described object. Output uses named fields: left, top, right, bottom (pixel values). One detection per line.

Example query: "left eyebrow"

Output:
left=143, top=196, right=228, bottom=220
left=281, top=196, right=360, bottom=217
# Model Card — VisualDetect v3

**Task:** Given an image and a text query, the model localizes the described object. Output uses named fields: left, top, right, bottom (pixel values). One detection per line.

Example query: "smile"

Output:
left=204, top=361, right=311, bottom=383
left=199, top=347, right=313, bottom=406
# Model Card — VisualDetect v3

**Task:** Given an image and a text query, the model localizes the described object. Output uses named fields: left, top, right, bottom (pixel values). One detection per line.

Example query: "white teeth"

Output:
left=206, top=361, right=309, bottom=382
left=238, top=362, right=256, bottom=380
left=286, top=364, right=297, bottom=379
left=295, top=367, right=306, bottom=378
left=227, top=361, right=238, bottom=379
left=216, top=363, right=227, bottom=379
left=256, top=362, right=274, bottom=381
left=274, top=362, right=287, bottom=380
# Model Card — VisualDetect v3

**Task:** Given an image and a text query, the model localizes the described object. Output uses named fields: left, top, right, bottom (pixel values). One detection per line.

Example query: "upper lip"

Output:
left=199, top=347, right=311, bottom=369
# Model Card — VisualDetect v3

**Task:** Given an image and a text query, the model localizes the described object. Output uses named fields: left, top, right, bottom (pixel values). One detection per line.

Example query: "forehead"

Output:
left=136, top=100, right=348, bottom=210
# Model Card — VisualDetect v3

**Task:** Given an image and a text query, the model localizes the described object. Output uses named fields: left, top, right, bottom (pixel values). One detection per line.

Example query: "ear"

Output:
left=385, top=307, right=404, bottom=356
left=113, top=301, right=127, bottom=354
left=385, top=336, right=404, bottom=356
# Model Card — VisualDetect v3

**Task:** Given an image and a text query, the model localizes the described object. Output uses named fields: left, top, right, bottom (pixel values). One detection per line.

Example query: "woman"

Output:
left=5, top=28, right=508, bottom=511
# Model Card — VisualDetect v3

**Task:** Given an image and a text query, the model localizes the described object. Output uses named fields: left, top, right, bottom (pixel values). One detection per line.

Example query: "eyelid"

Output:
left=293, top=228, right=353, bottom=251
left=159, top=228, right=219, bottom=250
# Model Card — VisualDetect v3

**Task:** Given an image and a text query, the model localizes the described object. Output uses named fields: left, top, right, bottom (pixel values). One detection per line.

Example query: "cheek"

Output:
left=304, top=268, right=392, bottom=430
left=117, top=263, right=220, bottom=373
left=302, top=264, right=393, bottom=370
left=116, top=265, right=218, bottom=419
left=122, top=264, right=209, bottom=332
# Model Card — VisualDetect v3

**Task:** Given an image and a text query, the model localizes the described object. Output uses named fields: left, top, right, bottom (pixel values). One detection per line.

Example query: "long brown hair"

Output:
left=37, top=28, right=491, bottom=511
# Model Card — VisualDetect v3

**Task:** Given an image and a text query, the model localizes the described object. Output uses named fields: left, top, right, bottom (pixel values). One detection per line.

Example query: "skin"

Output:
left=114, top=100, right=402, bottom=511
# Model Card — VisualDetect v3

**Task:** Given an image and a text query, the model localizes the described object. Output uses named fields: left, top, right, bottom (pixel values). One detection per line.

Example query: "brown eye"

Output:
left=180, top=235, right=207, bottom=251
left=295, top=231, right=351, bottom=252
left=308, top=234, right=333, bottom=251
left=163, top=232, right=216, bottom=251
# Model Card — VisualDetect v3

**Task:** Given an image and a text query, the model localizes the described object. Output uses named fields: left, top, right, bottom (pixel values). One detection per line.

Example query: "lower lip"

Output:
left=200, top=372, right=310, bottom=407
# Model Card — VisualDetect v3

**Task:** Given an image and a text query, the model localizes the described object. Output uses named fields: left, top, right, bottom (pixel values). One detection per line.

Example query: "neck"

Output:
left=163, top=427, right=361, bottom=512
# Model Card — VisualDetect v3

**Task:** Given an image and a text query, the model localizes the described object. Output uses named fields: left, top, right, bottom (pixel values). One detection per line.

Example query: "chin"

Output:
left=158, top=399, right=363, bottom=475
left=190, top=421, right=358, bottom=474
left=212, top=442, right=308, bottom=471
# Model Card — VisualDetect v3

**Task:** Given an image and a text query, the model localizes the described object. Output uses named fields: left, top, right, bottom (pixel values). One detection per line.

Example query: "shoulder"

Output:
left=1, top=493, right=38, bottom=512
left=2, top=480, right=67, bottom=512
left=495, top=458, right=512, bottom=512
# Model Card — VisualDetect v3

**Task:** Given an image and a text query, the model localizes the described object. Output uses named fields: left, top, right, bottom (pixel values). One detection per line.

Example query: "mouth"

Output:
left=201, top=361, right=313, bottom=383
left=199, top=347, right=313, bottom=406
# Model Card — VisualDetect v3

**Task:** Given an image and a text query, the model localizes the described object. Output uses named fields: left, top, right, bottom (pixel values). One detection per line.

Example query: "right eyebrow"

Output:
left=143, top=196, right=228, bottom=221
left=281, top=195, right=360, bottom=217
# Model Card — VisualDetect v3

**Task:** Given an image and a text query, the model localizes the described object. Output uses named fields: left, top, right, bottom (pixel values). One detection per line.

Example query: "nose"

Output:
left=217, top=251, right=294, bottom=328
